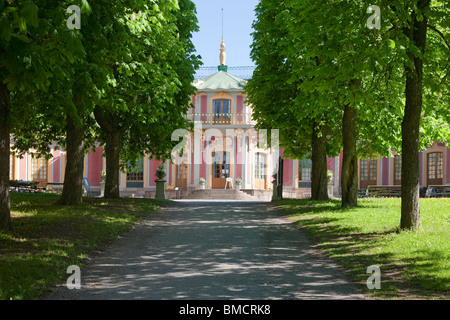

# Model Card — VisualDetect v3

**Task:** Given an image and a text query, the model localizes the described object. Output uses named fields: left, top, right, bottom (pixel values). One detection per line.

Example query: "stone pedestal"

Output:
left=327, top=183, right=334, bottom=198
left=100, top=181, right=105, bottom=197
left=155, top=180, right=166, bottom=200
left=272, top=179, right=278, bottom=201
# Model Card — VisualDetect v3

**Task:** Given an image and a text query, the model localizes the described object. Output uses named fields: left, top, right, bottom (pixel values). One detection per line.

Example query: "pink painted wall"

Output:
left=87, top=147, right=103, bottom=186
left=236, top=137, right=242, bottom=180
left=282, top=158, right=293, bottom=187
left=201, top=95, right=207, bottom=122
left=419, top=151, right=423, bottom=186
left=447, top=148, right=450, bottom=184
left=236, top=95, right=243, bottom=123
left=149, top=159, right=163, bottom=187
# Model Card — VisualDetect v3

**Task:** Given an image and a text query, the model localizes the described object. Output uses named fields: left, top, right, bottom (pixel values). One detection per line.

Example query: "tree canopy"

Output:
left=248, top=0, right=450, bottom=228
left=0, top=0, right=200, bottom=229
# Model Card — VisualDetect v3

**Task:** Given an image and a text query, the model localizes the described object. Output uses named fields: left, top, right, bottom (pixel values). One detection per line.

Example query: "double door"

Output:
left=31, top=156, right=48, bottom=188
left=212, top=151, right=231, bottom=188
left=254, top=153, right=267, bottom=190
left=427, top=152, right=443, bottom=186
left=360, top=159, right=377, bottom=189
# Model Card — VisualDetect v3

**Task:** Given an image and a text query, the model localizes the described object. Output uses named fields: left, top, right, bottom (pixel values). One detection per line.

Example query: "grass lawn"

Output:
left=0, top=193, right=165, bottom=300
left=276, top=197, right=450, bottom=300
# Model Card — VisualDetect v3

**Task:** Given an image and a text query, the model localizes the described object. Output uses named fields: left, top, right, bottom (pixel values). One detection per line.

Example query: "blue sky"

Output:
left=191, top=0, right=259, bottom=67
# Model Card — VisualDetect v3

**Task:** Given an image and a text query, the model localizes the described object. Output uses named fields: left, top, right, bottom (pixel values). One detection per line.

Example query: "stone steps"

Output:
left=183, top=188, right=259, bottom=200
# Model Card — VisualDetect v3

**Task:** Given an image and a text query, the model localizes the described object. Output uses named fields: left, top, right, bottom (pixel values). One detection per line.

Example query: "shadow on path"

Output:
left=44, top=201, right=365, bottom=300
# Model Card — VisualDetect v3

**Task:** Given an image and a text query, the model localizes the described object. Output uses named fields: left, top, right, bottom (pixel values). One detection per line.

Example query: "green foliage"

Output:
left=2, top=0, right=88, bottom=159
left=155, top=165, right=166, bottom=180
left=279, top=198, right=450, bottom=298
left=246, top=0, right=308, bottom=159
left=376, top=0, right=450, bottom=150
left=248, top=0, right=450, bottom=160
left=8, top=0, right=201, bottom=165
left=0, top=1, right=84, bottom=93
left=284, top=0, right=406, bottom=158
left=92, top=0, right=200, bottom=170
left=0, top=193, right=162, bottom=300
left=327, top=170, right=333, bottom=183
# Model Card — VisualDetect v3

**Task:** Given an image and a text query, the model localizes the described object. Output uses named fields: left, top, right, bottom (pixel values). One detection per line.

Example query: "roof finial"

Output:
left=221, top=6, right=224, bottom=41
left=219, top=6, right=227, bottom=70
left=220, top=40, right=226, bottom=66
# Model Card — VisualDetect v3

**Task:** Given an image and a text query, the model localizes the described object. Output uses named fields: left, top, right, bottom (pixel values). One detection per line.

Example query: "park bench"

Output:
left=358, top=189, right=368, bottom=198
left=45, top=182, right=64, bottom=191
left=367, top=185, right=401, bottom=198
left=426, top=185, right=450, bottom=198
left=338, top=188, right=369, bottom=198
left=9, top=180, right=40, bottom=193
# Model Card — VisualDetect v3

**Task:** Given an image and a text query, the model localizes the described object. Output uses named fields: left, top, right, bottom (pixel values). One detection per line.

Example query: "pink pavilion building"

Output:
left=9, top=42, right=450, bottom=199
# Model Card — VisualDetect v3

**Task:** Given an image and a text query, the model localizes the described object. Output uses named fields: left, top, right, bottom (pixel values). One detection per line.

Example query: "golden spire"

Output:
left=219, top=6, right=226, bottom=67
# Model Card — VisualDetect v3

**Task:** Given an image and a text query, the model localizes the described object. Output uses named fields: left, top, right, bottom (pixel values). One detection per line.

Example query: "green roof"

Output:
left=194, top=70, right=247, bottom=91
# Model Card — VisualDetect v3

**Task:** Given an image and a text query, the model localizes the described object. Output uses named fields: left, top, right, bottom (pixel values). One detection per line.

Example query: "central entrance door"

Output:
left=254, top=152, right=267, bottom=189
left=212, top=151, right=230, bottom=188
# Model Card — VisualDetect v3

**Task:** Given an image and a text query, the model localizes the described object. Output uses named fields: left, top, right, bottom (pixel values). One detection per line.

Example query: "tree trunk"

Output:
left=94, top=106, right=124, bottom=199
left=0, top=83, right=11, bottom=231
left=311, top=122, right=329, bottom=200
left=104, top=130, right=121, bottom=199
left=401, top=2, right=429, bottom=230
left=58, top=114, right=85, bottom=205
left=341, top=104, right=358, bottom=207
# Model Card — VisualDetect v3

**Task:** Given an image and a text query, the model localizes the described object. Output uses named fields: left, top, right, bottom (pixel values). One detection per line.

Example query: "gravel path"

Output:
left=44, top=200, right=365, bottom=300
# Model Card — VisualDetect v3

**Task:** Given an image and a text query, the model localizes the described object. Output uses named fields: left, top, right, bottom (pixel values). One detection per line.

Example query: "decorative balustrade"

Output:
left=184, top=113, right=255, bottom=125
